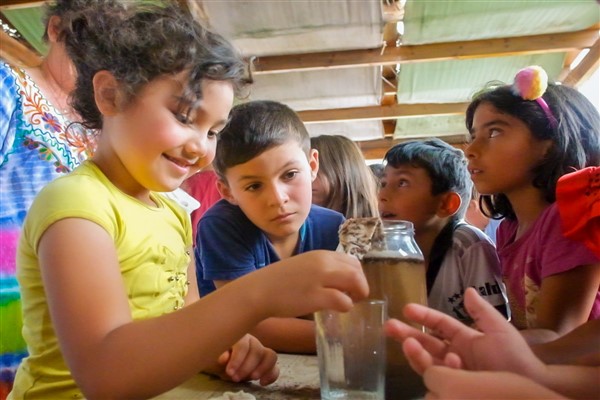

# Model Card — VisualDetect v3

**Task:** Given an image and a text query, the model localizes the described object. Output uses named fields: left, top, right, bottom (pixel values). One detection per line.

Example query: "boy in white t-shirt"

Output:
left=378, top=138, right=509, bottom=323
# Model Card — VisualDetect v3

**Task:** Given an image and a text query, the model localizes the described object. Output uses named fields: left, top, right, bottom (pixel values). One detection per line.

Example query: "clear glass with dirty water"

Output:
left=361, top=220, right=427, bottom=400
left=315, top=300, right=387, bottom=400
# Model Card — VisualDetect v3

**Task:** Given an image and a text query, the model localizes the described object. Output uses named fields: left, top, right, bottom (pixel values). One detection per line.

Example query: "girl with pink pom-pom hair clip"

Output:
left=464, top=65, right=600, bottom=344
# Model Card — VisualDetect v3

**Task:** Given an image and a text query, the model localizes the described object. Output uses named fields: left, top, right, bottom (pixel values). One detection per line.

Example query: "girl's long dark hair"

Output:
left=466, top=83, right=600, bottom=220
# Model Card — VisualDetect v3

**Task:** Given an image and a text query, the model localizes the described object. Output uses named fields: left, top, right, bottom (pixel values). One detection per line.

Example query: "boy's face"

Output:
left=378, top=164, right=444, bottom=232
left=218, top=140, right=318, bottom=243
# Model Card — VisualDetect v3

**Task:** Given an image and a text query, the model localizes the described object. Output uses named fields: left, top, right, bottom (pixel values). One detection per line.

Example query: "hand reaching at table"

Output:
left=204, top=334, right=278, bottom=386
left=385, top=287, right=543, bottom=375
left=384, top=287, right=600, bottom=400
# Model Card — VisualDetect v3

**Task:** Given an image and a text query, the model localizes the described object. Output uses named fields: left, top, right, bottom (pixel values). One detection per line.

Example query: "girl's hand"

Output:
left=385, top=287, right=545, bottom=379
left=214, top=334, right=279, bottom=386
left=244, top=250, right=369, bottom=319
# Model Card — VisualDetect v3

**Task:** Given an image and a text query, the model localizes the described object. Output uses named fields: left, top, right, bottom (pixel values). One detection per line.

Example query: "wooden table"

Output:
left=154, top=353, right=320, bottom=399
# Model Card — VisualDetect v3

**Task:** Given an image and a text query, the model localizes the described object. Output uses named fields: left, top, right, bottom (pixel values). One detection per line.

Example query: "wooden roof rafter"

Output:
left=251, top=28, right=599, bottom=74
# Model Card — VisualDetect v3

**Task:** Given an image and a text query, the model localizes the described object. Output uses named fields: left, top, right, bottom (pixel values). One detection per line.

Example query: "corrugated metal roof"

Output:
left=1, top=0, right=597, bottom=157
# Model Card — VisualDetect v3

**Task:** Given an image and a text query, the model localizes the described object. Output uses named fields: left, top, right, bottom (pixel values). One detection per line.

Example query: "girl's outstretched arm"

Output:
left=39, top=218, right=367, bottom=399
left=531, top=320, right=600, bottom=365
left=214, top=279, right=317, bottom=354
left=525, top=262, right=600, bottom=343
left=187, top=263, right=278, bottom=384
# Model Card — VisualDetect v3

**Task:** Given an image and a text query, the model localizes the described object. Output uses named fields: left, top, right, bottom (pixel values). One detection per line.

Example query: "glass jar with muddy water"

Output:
left=361, top=220, right=426, bottom=400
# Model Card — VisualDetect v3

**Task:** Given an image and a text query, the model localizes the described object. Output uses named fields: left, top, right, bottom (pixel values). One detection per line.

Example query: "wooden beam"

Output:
left=0, top=0, right=44, bottom=10
left=251, top=29, right=599, bottom=74
left=0, top=28, right=41, bottom=67
left=298, top=102, right=469, bottom=123
left=562, top=38, right=600, bottom=87
left=382, top=120, right=396, bottom=135
left=357, top=134, right=469, bottom=160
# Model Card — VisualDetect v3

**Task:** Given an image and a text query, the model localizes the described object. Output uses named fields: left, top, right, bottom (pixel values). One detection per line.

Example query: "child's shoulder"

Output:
left=448, top=222, right=498, bottom=259
left=453, top=223, right=493, bottom=245
left=199, top=198, right=262, bottom=237
left=202, top=198, right=247, bottom=222
left=442, top=223, right=500, bottom=272
left=35, top=161, right=109, bottom=205
left=307, top=204, right=345, bottom=226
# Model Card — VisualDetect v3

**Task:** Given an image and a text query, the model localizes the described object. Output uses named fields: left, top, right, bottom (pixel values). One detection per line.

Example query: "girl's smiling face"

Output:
left=94, top=72, right=234, bottom=202
left=465, top=102, right=552, bottom=197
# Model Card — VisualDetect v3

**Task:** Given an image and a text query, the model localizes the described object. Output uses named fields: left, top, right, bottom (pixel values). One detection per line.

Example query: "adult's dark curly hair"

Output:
left=465, top=82, right=600, bottom=220
left=42, top=0, right=115, bottom=42
left=61, top=1, right=249, bottom=132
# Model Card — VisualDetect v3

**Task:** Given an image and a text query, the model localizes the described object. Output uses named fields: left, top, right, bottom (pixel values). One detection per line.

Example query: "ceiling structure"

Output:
left=1, top=0, right=598, bottom=160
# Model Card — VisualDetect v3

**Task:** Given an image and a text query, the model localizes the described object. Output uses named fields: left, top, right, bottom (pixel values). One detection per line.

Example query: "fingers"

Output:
left=225, top=335, right=279, bottom=385
left=403, top=302, right=478, bottom=344
left=443, top=352, right=463, bottom=369
left=463, top=287, right=513, bottom=334
left=402, top=337, right=434, bottom=375
left=217, top=349, right=232, bottom=366
left=384, top=319, right=448, bottom=359
left=256, top=352, right=279, bottom=386
left=323, top=253, right=369, bottom=302
left=225, top=336, right=251, bottom=381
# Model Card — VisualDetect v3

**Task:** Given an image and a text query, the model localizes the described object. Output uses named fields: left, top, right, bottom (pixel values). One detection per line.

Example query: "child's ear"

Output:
left=308, top=149, right=319, bottom=181
left=93, top=70, right=122, bottom=116
left=216, top=179, right=238, bottom=206
left=437, top=192, right=462, bottom=218
left=46, top=16, right=61, bottom=44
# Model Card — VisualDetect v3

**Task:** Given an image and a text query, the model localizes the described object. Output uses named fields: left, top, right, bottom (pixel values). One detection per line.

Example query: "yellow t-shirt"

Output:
left=10, top=161, right=192, bottom=399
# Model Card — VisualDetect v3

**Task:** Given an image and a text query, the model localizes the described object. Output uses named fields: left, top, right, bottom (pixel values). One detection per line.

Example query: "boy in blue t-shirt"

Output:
left=195, top=100, right=345, bottom=353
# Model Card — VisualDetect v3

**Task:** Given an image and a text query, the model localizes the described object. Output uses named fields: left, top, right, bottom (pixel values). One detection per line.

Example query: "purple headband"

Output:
left=511, top=66, right=558, bottom=129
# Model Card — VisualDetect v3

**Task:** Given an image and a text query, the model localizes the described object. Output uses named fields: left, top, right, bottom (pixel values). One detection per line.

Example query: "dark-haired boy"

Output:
left=379, top=138, right=509, bottom=322
left=195, top=100, right=345, bottom=353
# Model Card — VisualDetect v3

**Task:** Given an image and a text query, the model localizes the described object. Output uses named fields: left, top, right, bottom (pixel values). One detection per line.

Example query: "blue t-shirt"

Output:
left=195, top=199, right=344, bottom=296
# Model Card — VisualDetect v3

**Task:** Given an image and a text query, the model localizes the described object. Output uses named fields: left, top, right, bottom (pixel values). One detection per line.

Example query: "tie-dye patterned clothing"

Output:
left=496, top=203, right=600, bottom=329
left=0, top=62, right=91, bottom=394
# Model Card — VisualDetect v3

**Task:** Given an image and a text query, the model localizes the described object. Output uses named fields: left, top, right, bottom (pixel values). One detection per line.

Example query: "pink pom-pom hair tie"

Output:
left=511, top=66, right=558, bottom=129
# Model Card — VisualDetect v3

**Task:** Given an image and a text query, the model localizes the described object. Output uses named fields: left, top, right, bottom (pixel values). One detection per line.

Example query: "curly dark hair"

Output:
left=42, top=0, right=112, bottom=42
left=384, top=138, right=473, bottom=220
left=466, top=82, right=600, bottom=220
left=61, top=1, right=249, bottom=132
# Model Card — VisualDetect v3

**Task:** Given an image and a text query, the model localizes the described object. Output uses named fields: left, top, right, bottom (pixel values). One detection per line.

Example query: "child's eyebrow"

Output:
left=236, top=160, right=298, bottom=183
left=470, top=119, right=509, bottom=134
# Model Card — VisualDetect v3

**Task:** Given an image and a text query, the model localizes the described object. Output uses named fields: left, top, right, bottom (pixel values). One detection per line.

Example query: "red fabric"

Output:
left=181, top=170, right=222, bottom=244
left=556, top=167, right=600, bottom=258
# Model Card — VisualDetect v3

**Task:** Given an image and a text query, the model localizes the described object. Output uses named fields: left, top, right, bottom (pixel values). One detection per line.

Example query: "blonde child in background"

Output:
left=310, top=134, right=379, bottom=218
left=465, top=190, right=502, bottom=244
left=9, top=4, right=368, bottom=399
left=465, top=66, right=600, bottom=342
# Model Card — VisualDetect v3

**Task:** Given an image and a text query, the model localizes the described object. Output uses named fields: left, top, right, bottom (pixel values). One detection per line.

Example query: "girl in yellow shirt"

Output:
left=10, top=2, right=368, bottom=399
